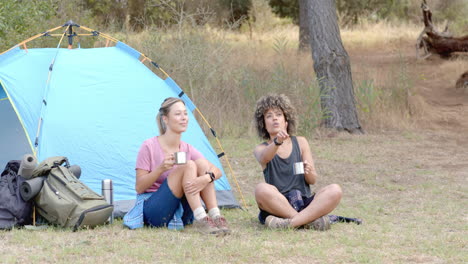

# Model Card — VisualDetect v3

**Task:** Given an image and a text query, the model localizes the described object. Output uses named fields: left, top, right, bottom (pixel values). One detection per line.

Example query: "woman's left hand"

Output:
left=184, top=176, right=208, bottom=195
left=303, top=160, right=313, bottom=175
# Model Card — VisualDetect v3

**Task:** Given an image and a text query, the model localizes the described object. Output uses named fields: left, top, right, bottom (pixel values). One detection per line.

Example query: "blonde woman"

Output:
left=132, top=97, right=230, bottom=235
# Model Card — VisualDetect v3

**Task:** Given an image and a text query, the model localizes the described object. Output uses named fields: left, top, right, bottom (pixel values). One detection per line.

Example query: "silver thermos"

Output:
left=101, top=179, right=114, bottom=224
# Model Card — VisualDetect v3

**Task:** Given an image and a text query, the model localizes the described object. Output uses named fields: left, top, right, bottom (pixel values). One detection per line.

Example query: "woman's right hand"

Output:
left=159, top=153, right=175, bottom=172
left=275, top=129, right=289, bottom=144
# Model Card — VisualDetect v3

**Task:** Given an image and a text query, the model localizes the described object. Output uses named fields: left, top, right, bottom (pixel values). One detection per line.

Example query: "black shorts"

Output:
left=258, top=193, right=315, bottom=225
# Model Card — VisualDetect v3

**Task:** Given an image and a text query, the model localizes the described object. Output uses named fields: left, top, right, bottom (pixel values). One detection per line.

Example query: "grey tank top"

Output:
left=263, top=136, right=311, bottom=197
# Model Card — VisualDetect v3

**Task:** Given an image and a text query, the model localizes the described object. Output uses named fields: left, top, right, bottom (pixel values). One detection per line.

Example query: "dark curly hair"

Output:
left=254, top=94, right=297, bottom=140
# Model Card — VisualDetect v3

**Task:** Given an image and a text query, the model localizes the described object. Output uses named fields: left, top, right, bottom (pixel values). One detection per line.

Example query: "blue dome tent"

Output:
left=0, top=21, right=244, bottom=213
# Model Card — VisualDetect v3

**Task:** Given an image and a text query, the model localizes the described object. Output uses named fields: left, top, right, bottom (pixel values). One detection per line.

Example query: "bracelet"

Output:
left=273, top=137, right=283, bottom=146
left=206, top=171, right=215, bottom=183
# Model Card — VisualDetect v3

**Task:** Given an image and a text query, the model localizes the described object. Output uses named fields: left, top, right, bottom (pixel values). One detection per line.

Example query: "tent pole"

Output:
left=34, top=118, right=42, bottom=150
left=68, top=24, right=74, bottom=49
left=34, top=25, right=70, bottom=155
left=0, top=26, right=63, bottom=56
left=195, top=108, right=248, bottom=209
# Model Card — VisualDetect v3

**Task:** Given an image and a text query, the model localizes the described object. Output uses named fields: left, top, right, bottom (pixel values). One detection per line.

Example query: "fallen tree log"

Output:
left=416, top=0, right=468, bottom=59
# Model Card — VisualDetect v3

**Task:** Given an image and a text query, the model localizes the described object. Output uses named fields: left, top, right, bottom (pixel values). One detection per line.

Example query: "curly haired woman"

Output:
left=253, top=94, right=342, bottom=230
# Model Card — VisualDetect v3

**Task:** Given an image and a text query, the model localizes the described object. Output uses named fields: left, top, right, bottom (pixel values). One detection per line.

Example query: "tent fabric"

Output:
left=0, top=41, right=239, bottom=208
left=0, top=84, right=32, bottom=164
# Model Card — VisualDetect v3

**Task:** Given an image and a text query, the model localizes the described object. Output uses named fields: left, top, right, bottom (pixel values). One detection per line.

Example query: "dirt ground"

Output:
left=349, top=42, right=468, bottom=174
left=353, top=44, right=467, bottom=128
left=409, top=52, right=468, bottom=132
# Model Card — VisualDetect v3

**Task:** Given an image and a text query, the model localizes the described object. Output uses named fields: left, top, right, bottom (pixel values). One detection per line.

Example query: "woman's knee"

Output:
left=328, top=183, right=343, bottom=201
left=254, top=183, right=277, bottom=200
left=183, top=160, right=197, bottom=173
left=168, top=161, right=197, bottom=191
left=194, top=159, right=209, bottom=175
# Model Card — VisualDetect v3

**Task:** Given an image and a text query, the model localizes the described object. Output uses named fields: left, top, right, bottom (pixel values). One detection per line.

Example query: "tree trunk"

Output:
left=416, top=0, right=468, bottom=58
left=128, top=0, right=145, bottom=32
left=298, top=0, right=310, bottom=51
left=307, top=0, right=362, bottom=133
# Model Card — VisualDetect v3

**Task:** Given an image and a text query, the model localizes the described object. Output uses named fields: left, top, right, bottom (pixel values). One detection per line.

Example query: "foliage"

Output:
left=220, top=0, right=253, bottom=27
left=355, top=79, right=380, bottom=114
left=0, top=0, right=57, bottom=50
left=430, top=0, right=468, bottom=35
left=266, top=0, right=409, bottom=26
left=82, top=0, right=253, bottom=30
left=83, top=0, right=127, bottom=28
left=268, top=0, right=299, bottom=24
left=266, top=0, right=468, bottom=28
left=180, top=0, right=252, bottom=28
left=143, top=0, right=179, bottom=26
left=82, top=0, right=184, bottom=29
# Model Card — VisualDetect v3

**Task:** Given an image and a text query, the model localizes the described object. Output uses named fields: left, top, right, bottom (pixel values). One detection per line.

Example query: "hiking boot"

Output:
left=304, top=215, right=331, bottom=231
left=213, top=216, right=231, bottom=235
left=192, top=216, right=222, bottom=235
left=265, top=215, right=292, bottom=229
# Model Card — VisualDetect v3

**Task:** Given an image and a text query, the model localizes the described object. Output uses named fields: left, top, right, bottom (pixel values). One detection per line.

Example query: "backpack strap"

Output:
left=1, top=160, right=21, bottom=177
left=6, top=170, right=16, bottom=195
left=32, top=156, right=69, bottom=177
left=1, top=160, right=20, bottom=195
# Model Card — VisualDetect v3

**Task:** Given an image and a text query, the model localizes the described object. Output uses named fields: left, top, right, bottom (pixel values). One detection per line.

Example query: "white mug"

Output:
left=293, top=162, right=304, bottom=175
left=174, top=152, right=187, bottom=165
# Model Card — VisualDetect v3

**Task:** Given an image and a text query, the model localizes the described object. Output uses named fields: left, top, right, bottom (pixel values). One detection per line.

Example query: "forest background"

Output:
left=0, top=0, right=466, bottom=135
left=1, top=0, right=467, bottom=263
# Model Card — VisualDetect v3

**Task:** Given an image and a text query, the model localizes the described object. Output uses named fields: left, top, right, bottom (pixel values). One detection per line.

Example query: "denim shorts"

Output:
left=258, top=193, right=315, bottom=225
left=143, top=179, right=193, bottom=227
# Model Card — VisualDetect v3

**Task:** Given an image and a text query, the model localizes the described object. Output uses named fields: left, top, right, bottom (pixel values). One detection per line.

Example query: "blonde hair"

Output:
left=254, top=94, right=297, bottom=140
left=156, top=97, right=185, bottom=135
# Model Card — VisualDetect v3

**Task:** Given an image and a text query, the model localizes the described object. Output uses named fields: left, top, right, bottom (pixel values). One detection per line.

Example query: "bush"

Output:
left=0, top=0, right=57, bottom=51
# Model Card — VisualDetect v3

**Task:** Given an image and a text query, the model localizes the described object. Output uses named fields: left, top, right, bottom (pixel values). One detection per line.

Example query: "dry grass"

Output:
left=341, top=21, right=422, bottom=51
left=1, top=130, right=466, bottom=263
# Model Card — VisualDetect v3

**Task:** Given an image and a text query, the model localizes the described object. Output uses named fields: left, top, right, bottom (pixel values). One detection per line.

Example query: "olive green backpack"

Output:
left=32, top=156, right=113, bottom=231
